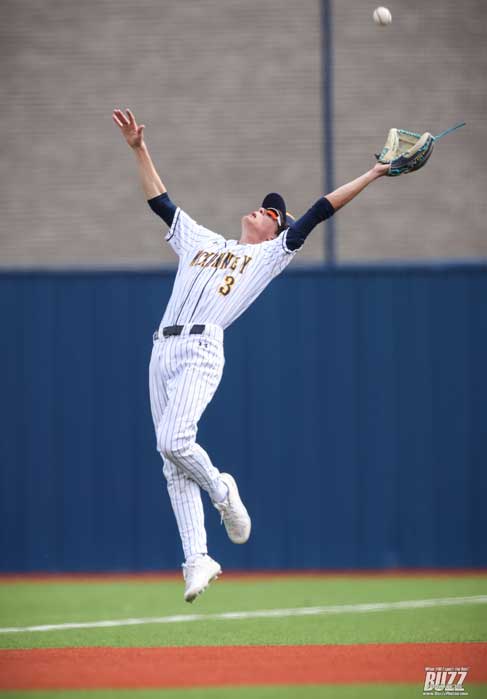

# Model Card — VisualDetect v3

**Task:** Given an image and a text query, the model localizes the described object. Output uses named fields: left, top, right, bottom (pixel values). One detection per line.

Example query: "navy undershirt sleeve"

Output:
left=285, top=197, right=335, bottom=251
left=148, top=192, right=177, bottom=227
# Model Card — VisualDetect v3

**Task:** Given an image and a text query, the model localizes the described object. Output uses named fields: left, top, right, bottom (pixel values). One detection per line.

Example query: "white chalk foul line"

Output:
left=1, top=595, right=486, bottom=635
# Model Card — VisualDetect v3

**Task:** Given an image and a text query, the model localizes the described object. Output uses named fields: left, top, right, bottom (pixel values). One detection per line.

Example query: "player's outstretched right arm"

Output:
left=112, top=108, right=167, bottom=200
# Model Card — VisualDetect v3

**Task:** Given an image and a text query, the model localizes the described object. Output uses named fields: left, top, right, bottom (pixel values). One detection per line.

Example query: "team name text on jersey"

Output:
left=190, top=249, right=253, bottom=275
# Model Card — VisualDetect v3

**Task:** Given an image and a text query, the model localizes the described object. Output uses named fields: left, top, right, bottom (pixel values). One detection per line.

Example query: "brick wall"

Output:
left=1, top=0, right=323, bottom=266
left=334, top=0, right=487, bottom=260
left=1, top=0, right=485, bottom=265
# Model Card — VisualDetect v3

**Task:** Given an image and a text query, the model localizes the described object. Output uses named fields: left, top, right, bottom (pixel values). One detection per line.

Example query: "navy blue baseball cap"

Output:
left=262, top=192, right=295, bottom=232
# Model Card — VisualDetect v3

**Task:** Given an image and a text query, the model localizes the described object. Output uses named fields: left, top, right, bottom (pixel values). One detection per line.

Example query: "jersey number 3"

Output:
left=219, top=275, right=235, bottom=296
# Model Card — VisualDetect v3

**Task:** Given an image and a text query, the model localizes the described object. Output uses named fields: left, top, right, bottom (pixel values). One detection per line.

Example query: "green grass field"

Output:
left=2, top=686, right=478, bottom=699
left=1, top=574, right=486, bottom=698
left=1, top=575, right=486, bottom=649
left=0, top=686, right=481, bottom=699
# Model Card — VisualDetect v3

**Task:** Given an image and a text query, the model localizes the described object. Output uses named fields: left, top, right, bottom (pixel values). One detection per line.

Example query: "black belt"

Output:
left=161, top=324, right=205, bottom=338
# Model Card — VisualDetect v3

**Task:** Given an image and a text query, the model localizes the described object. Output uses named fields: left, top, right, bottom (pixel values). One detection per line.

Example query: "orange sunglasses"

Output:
left=265, top=208, right=281, bottom=225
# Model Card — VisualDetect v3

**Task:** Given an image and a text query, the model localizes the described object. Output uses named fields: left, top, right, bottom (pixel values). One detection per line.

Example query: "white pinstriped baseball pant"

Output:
left=149, top=324, right=225, bottom=561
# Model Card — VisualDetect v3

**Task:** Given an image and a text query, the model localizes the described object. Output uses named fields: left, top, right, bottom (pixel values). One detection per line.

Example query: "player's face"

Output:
left=240, top=208, right=279, bottom=243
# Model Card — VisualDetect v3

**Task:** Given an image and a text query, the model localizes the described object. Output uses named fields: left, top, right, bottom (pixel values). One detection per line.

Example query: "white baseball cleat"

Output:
left=214, top=472, right=251, bottom=544
left=182, top=555, right=222, bottom=603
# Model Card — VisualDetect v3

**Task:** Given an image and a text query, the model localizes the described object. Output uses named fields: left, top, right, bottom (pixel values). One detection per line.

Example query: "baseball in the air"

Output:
left=373, top=7, right=392, bottom=26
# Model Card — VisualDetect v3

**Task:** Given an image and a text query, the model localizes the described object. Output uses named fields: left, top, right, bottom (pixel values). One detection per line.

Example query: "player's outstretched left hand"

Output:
left=112, top=108, right=145, bottom=149
left=372, top=161, right=391, bottom=177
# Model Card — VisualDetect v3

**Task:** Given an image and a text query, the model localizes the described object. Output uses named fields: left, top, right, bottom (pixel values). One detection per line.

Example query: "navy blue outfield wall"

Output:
left=1, top=264, right=486, bottom=572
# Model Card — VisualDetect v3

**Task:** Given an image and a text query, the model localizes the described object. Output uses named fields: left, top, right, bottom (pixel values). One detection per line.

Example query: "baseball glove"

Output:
left=376, top=122, right=466, bottom=177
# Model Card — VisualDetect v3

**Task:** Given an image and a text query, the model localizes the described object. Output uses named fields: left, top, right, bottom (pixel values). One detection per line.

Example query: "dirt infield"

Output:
left=1, top=643, right=486, bottom=690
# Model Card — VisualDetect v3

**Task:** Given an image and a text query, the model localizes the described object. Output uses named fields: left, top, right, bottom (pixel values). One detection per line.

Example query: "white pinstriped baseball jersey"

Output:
left=151, top=206, right=300, bottom=566
left=144, top=185, right=335, bottom=574
left=159, top=208, right=298, bottom=332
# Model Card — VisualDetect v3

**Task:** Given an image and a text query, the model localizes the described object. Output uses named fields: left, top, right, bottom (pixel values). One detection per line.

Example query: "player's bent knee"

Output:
left=164, top=442, right=194, bottom=464
left=157, top=426, right=195, bottom=464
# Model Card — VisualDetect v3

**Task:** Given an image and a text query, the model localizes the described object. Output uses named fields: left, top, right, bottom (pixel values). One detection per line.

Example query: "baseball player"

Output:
left=112, top=108, right=390, bottom=602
